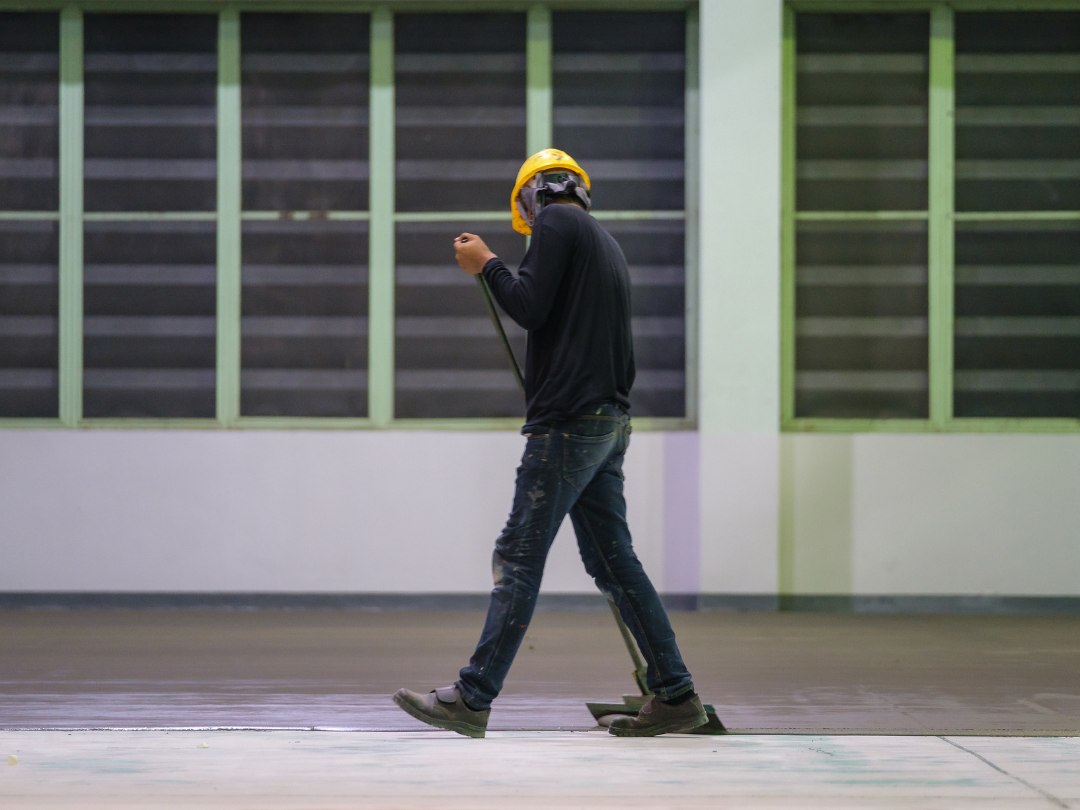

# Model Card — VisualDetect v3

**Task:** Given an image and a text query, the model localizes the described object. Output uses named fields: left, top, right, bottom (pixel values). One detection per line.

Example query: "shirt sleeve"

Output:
left=480, top=206, right=576, bottom=331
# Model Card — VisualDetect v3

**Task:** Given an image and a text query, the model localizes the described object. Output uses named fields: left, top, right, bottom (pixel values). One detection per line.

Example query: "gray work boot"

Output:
left=608, top=694, right=708, bottom=737
left=392, top=684, right=489, bottom=738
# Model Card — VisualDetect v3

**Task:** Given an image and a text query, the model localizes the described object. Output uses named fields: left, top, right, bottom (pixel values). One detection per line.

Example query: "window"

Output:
left=784, top=5, right=1080, bottom=430
left=792, top=14, right=930, bottom=420
left=240, top=14, right=370, bottom=418
left=82, top=14, right=217, bottom=418
left=393, top=13, right=528, bottom=419
left=953, top=13, right=1080, bottom=419
left=554, top=11, right=688, bottom=418
left=0, top=13, right=59, bottom=418
left=0, top=4, right=696, bottom=430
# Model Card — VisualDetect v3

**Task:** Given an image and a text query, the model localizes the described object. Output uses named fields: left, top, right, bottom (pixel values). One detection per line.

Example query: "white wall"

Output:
left=784, top=434, right=1080, bottom=596
left=0, top=430, right=669, bottom=593
left=3, top=429, right=1078, bottom=596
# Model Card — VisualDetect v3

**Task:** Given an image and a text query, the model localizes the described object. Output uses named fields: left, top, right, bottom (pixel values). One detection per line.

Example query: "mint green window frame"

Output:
left=783, top=0, right=1080, bottom=434
left=0, top=1, right=698, bottom=432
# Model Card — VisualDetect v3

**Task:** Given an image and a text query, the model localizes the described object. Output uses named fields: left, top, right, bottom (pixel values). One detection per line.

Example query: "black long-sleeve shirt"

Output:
left=481, top=202, right=635, bottom=427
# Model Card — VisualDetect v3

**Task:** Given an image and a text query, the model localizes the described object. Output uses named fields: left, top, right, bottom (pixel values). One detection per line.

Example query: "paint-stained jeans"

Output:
left=456, top=403, right=695, bottom=710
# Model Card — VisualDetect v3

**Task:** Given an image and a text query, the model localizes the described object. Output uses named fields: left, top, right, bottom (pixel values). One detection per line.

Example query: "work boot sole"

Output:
left=608, top=709, right=709, bottom=738
left=392, top=691, right=487, bottom=738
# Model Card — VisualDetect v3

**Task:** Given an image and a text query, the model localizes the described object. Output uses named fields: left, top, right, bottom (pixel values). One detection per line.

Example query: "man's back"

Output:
left=482, top=202, right=636, bottom=425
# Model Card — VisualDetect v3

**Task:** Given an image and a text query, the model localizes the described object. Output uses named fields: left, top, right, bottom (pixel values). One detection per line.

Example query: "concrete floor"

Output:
left=2, top=609, right=1079, bottom=808
left=1, top=609, right=1078, bottom=734
left=2, top=730, right=1079, bottom=809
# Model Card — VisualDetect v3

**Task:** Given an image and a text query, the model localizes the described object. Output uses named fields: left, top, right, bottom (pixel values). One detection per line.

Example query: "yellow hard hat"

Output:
left=511, top=148, right=591, bottom=235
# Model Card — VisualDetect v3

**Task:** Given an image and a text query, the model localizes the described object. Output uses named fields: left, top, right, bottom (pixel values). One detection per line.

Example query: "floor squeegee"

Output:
left=475, top=273, right=727, bottom=734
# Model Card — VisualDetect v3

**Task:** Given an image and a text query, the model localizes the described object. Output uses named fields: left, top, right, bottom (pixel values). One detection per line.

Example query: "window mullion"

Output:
left=526, top=4, right=551, bottom=154
left=928, top=4, right=955, bottom=430
left=685, top=4, right=700, bottom=426
left=780, top=6, right=797, bottom=426
left=58, top=5, right=83, bottom=428
left=217, top=9, right=242, bottom=427
left=368, top=6, right=395, bottom=427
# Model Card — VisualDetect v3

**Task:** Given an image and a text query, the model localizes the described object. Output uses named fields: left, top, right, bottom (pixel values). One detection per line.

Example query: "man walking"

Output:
left=393, top=149, right=705, bottom=739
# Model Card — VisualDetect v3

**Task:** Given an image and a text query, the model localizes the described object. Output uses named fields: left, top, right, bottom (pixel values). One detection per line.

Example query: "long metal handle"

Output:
left=475, top=272, right=651, bottom=698
left=475, top=274, right=525, bottom=393
left=607, top=599, right=651, bottom=696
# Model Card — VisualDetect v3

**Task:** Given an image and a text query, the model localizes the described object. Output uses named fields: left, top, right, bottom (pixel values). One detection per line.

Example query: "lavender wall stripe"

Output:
left=663, top=432, right=700, bottom=594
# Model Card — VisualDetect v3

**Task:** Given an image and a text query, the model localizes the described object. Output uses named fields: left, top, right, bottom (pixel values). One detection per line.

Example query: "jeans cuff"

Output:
left=455, top=680, right=490, bottom=712
left=654, top=683, right=695, bottom=703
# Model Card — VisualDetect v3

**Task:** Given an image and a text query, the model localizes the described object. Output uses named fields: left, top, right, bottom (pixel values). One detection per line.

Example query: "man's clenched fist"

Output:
left=454, top=233, right=497, bottom=275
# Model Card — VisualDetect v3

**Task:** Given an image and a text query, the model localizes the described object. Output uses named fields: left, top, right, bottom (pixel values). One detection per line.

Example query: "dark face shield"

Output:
left=516, top=171, right=592, bottom=228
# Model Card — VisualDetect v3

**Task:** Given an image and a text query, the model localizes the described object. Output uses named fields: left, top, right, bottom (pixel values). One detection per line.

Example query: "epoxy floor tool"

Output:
left=475, top=273, right=726, bottom=735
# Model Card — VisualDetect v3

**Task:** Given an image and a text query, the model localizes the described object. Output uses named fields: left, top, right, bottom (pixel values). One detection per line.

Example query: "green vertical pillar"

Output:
left=58, top=6, right=83, bottom=427
left=684, top=4, right=700, bottom=425
left=778, top=7, right=798, bottom=596
left=928, top=5, right=955, bottom=429
left=368, top=7, right=395, bottom=427
left=216, top=10, right=242, bottom=426
left=526, top=4, right=552, bottom=154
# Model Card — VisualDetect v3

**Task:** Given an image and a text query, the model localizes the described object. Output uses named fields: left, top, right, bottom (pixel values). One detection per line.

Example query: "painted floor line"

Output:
left=940, top=735, right=1071, bottom=809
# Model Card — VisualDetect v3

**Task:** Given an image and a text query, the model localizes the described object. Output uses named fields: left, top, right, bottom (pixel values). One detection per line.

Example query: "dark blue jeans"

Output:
left=456, top=404, right=695, bottom=710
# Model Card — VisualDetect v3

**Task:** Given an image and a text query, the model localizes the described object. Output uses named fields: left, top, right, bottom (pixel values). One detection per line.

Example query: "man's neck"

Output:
left=548, top=198, right=585, bottom=211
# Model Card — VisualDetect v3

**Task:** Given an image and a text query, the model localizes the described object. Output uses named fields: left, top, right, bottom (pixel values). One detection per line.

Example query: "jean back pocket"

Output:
left=562, top=430, right=617, bottom=491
